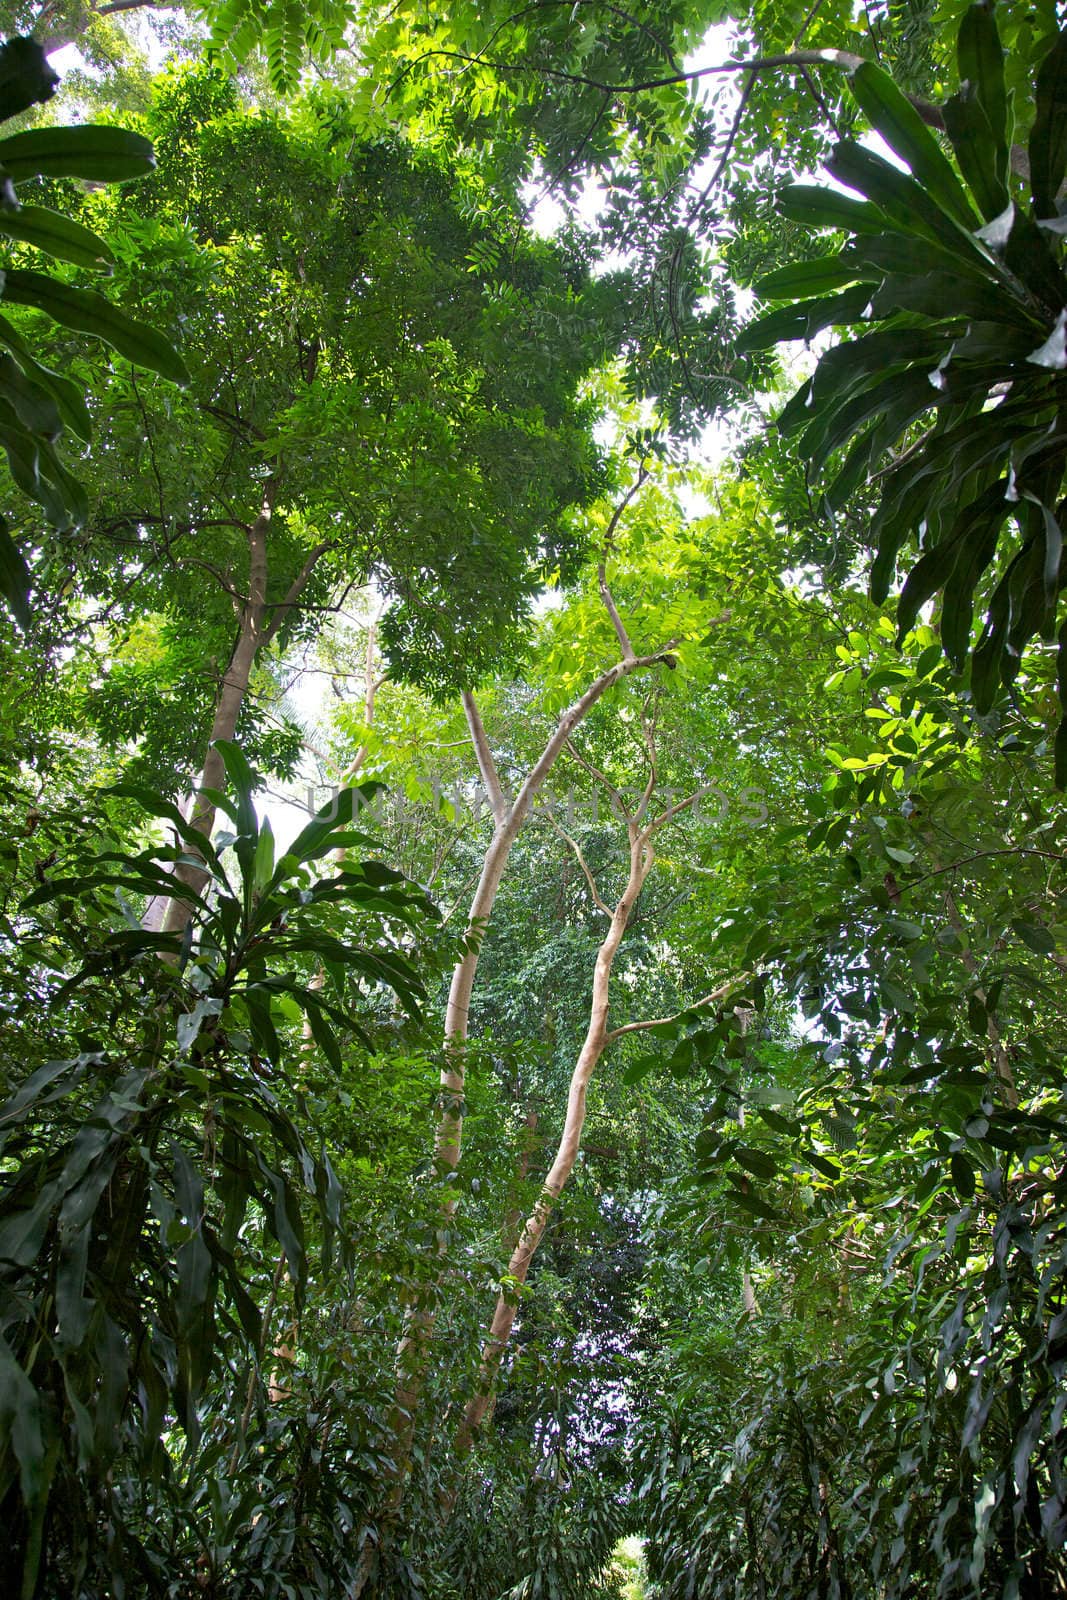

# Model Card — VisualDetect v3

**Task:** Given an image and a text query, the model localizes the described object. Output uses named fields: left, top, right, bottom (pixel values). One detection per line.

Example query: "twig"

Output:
left=544, top=811, right=612, bottom=916
left=604, top=973, right=750, bottom=1045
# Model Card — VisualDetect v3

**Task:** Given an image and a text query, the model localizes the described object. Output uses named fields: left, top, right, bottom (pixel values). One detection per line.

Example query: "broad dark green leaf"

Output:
left=825, top=140, right=989, bottom=268
left=0, top=123, right=156, bottom=184
left=0, top=36, right=58, bottom=123
left=0, top=352, right=61, bottom=438
left=0, top=205, right=114, bottom=271
left=753, top=255, right=868, bottom=300
left=956, top=1, right=1009, bottom=185
left=1028, top=24, right=1067, bottom=216
left=942, top=88, right=1009, bottom=222
left=1, top=270, right=189, bottom=385
left=735, top=285, right=872, bottom=352
left=0, top=510, right=29, bottom=624
left=849, top=62, right=977, bottom=229
left=777, top=183, right=886, bottom=234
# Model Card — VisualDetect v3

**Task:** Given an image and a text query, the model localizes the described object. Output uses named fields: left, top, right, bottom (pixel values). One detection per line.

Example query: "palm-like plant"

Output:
left=0, top=35, right=188, bottom=622
left=741, top=3, right=1067, bottom=780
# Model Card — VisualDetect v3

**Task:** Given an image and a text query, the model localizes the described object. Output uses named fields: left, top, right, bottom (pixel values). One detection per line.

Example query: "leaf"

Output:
left=1010, top=919, right=1057, bottom=955
left=1029, top=25, right=1067, bottom=217
left=950, top=1151, right=976, bottom=1198
left=942, top=87, right=1009, bottom=222
left=849, top=62, right=977, bottom=229
left=0, top=312, right=93, bottom=439
left=177, top=995, right=224, bottom=1052
left=0, top=1334, right=45, bottom=1510
left=0, top=37, right=58, bottom=123
left=252, top=815, right=275, bottom=891
left=735, top=285, right=872, bottom=351
left=732, top=1145, right=778, bottom=1182
left=825, top=140, right=988, bottom=268
left=1027, top=310, right=1067, bottom=370
left=0, top=205, right=114, bottom=271
left=777, top=182, right=886, bottom=234
left=0, top=123, right=156, bottom=185
left=956, top=1, right=1009, bottom=183
left=0, top=510, right=30, bottom=625
left=726, top=1186, right=783, bottom=1221
left=805, top=1151, right=841, bottom=1181
left=0, top=270, right=189, bottom=385
left=753, top=255, right=867, bottom=300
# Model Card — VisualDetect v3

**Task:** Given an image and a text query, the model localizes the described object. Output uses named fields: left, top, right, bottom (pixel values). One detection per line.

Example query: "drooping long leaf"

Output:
left=0, top=37, right=58, bottom=123
left=735, top=285, right=872, bottom=352
left=0, top=270, right=189, bottom=385
left=825, top=140, right=990, bottom=268
left=753, top=254, right=870, bottom=300
left=0, top=205, right=114, bottom=271
left=956, top=1, right=1010, bottom=188
left=849, top=61, right=978, bottom=229
left=0, top=510, right=29, bottom=624
left=777, top=183, right=887, bottom=235
left=0, top=313, right=93, bottom=440
left=0, top=353, right=61, bottom=438
left=0, top=123, right=156, bottom=185
left=1030, top=26, right=1067, bottom=216
left=942, top=87, right=1009, bottom=222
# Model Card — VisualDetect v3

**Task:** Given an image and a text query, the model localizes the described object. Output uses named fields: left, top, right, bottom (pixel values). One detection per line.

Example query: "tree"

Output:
left=18, top=63, right=614, bottom=927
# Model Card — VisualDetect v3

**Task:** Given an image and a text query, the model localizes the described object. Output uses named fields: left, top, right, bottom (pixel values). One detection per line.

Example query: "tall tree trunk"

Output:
left=150, top=485, right=275, bottom=937
left=453, top=819, right=655, bottom=1457
left=144, top=479, right=331, bottom=939
left=377, top=647, right=677, bottom=1528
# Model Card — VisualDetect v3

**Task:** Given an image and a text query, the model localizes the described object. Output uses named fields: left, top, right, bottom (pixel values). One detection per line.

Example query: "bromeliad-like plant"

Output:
left=0, top=35, right=188, bottom=623
left=0, top=742, right=437, bottom=1595
left=740, top=3, right=1067, bottom=781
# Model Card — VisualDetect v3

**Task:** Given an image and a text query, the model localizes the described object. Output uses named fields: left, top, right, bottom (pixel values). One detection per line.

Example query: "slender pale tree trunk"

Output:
left=453, top=818, right=655, bottom=1456
left=144, top=479, right=332, bottom=938
left=380, top=649, right=677, bottom=1515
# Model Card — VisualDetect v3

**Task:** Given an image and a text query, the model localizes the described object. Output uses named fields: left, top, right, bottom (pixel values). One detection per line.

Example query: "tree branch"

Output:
left=604, top=974, right=750, bottom=1045
left=262, top=541, right=334, bottom=646
left=401, top=46, right=946, bottom=129
left=597, top=469, right=648, bottom=661
left=544, top=812, right=612, bottom=916
left=462, top=690, right=508, bottom=828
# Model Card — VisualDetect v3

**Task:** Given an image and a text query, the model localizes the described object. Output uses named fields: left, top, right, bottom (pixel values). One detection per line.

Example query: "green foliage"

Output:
left=0, top=36, right=187, bottom=625
left=742, top=5, right=1067, bottom=781
left=205, top=0, right=353, bottom=93
left=0, top=744, right=437, bottom=1592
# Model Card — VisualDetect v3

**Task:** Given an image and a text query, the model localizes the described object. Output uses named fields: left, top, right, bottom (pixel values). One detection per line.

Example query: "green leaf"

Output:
left=805, top=1150, right=842, bottom=1181
left=825, top=140, right=989, bottom=267
left=0, top=37, right=58, bottom=123
left=942, top=88, right=1009, bottom=221
left=753, top=255, right=868, bottom=300
left=732, top=1145, right=778, bottom=1182
left=956, top=2, right=1010, bottom=188
left=1030, top=27, right=1067, bottom=216
left=252, top=815, right=275, bottom=891
left=281, top=785, right=374, bottom=872
left=777, top=183, right=886, bottom=234
left=726, top=1186, right=783, bottom=1222
left=1010, top=919, right=1057, bottom=955
left=0, top=510, right=29, bottom=625
left=0, top=352, right=61, bottom=437
left=0, top=270, right=189, bottom=385
left=0, top=312, right=93, bottom=440
left=0, top=205, right=114, bottom=271
left=950, top=1151, right=976, bottom=1198
left=0, top=123, right=156, bottom=185
left=735, top=285, right=872, bottom=352
left=849, top=62, right=978, bottom=229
